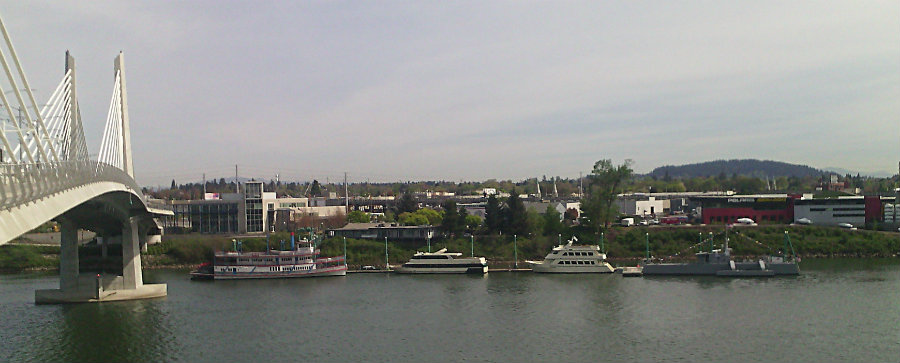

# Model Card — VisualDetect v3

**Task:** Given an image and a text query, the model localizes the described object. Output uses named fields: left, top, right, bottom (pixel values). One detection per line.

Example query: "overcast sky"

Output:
left=2, top=1, right=898, bottom=186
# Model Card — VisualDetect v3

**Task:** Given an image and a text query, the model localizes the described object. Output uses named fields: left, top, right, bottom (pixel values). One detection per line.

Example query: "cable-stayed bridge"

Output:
left=0, top=13, right=170, bottom=303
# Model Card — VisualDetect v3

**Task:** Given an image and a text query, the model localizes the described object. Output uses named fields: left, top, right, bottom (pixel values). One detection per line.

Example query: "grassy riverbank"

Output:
left=2, top=225, right=898, bottom=272
left=0, top=245, right=59, bottom=272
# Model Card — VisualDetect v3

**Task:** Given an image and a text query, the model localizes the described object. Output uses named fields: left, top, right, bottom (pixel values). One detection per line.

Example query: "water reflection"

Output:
left=3, top=260, right=900, bottom=362
left=13, top=298, right=177, bottom=362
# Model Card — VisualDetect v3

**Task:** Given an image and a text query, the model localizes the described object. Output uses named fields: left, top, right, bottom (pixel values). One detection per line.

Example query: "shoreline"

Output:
left=5, top=254, right=898, bottom=275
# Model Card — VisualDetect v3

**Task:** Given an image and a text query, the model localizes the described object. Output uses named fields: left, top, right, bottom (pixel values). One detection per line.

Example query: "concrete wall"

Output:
left=793, top=199, right=866, bottom=226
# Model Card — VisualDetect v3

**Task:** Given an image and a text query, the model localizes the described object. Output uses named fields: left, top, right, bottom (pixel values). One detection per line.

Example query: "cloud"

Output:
left=1, top=1, right=897, bottom=185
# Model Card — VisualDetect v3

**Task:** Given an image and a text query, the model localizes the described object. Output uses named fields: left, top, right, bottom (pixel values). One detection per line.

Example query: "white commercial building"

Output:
left=616, top=196, right=666, bottom=216
left=166, top=181, right=346, bottom=234
left=792, top=196, right=877, bottom=227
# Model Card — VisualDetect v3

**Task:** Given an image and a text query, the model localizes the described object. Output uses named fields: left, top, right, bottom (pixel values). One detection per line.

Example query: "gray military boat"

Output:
left=642, top=230, right=800, bottom=276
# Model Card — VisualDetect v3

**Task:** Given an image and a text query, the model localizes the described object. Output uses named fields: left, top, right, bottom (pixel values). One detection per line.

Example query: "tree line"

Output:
left=146, top=168, right=899, bottom=202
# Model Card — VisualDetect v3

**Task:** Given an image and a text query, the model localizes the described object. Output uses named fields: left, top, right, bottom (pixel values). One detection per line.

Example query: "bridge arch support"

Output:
left=0, top=16, right=169, bottom=303
left=32, top=191, right=168, bottom=304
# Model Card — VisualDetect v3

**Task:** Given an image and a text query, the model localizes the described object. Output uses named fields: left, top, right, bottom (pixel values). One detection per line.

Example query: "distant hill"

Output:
left=648, top=159, right=830, bottom=179
left=824, top=167, right=896, bottom=178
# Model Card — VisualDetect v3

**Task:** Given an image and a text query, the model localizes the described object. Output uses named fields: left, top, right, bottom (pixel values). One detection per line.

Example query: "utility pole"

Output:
left=579, top=172, right=583, bottom=197
left=344, top=172, right=349, bottom=214
left=202, top=173, right=206, bottom=197
left=234, top=164, right=239, bottom=193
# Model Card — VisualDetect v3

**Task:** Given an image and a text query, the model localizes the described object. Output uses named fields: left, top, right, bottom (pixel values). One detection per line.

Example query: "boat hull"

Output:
left=642, top=262, right=799, bottom=276
left=716, top=269, right=775, bottom=277
left=212, top=265, right=347, bottom=280
left=530, top=261, right=615, bottom=273
left=394, top=265, right=488, bottom=274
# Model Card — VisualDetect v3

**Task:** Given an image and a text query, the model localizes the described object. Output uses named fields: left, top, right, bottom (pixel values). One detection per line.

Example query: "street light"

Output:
left=600, top=232, right=605, bottom=254
left=513, top=234, right=518, bottom=269
left=645, top=232, right=649, bottom=260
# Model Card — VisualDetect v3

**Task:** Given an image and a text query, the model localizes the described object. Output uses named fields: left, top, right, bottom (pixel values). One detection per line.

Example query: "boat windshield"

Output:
left=411, top=255, right=451, bottom=260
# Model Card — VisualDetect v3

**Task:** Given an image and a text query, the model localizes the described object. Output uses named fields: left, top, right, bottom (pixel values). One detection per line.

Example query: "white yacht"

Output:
left=394, top=248, right=488, bottom=274
left=527, top=237, right=614, bottom=273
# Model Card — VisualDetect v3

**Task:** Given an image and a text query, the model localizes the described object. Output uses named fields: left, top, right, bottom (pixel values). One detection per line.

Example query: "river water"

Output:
left=1, top=259, right=898, bottom=362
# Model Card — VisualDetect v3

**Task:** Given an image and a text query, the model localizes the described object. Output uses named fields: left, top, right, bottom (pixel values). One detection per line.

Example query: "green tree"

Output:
left=542, top=204, right=563, bottom=236
left=485, top=194, right=501, bottom=234
left=397, top=193, right=418, bottom=214
left=581, top=159, right=634, bottom=233
left=417, top=208, right=443, bottom=225
left=464, top=214, right=482, bottom=230
left=503, top=189, right=528, bottom=235
left=525, top=209, right=543, bottom=236
left=309, top=179, right=322, bottom=197
left=440, top=200, right=462, bottom=235
left=457, top=205, right=469, bottom=229
left=733, top=175, right=765, bottom=194
left=398, top=212, right=428, bottom=226
left=347, top=210, right=370, bottom=223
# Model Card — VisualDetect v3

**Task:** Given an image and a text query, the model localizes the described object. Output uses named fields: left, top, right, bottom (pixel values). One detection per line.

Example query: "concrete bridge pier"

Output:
left=35, top=215, right=167, bottom=304
left=122, top=217, right=143, bottom=290
left=58, top=218, right=80, bottom=292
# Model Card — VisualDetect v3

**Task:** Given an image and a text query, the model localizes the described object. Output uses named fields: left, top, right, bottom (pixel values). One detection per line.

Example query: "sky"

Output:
left=1, top=1, right=898, bottom=187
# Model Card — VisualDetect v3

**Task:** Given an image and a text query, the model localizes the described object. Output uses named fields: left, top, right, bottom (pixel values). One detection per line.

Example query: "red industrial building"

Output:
left=693, top=195, right=798, bottom=224
left=694, top=194, right=891, bottom=226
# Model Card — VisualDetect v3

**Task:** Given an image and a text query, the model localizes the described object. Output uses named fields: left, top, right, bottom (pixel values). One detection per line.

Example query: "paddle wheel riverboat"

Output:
left=191, top=239, right=346, bottom=280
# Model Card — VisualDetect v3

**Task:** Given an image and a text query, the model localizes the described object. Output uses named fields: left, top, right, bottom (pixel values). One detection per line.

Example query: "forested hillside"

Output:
left=649, top=159, right=828, bottom=179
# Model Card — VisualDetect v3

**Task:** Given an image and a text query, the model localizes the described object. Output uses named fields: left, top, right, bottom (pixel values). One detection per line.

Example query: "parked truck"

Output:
left=621, top=218, right=634, bottom=227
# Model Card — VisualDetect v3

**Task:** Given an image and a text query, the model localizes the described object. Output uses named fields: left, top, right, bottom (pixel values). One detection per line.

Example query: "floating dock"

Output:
left=622, top=266, right=643, bottom=277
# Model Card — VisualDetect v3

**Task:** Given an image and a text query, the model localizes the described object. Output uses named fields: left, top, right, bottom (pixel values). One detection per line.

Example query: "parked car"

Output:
left=362, top=265, right=377, bottom=270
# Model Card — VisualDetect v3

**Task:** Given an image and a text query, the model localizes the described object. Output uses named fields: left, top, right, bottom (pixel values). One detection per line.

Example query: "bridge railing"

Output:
left=0, top=161, right=145, bottom=211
